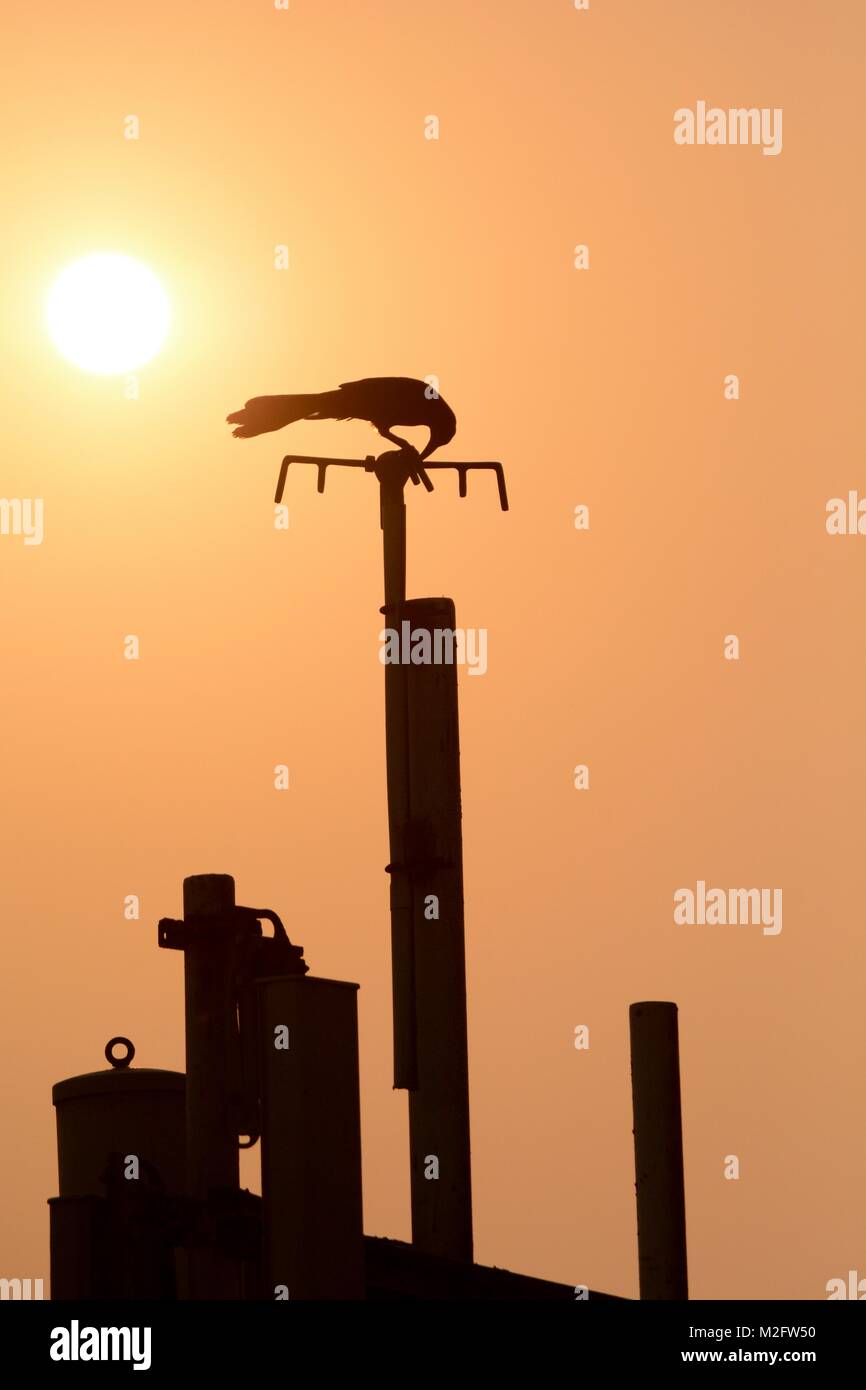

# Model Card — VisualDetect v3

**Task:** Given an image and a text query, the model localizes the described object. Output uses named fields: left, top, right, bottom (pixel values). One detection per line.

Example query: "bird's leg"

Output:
left=376, top=426, right=405, bottom=447
left=377, top=428, right=422, bottom=484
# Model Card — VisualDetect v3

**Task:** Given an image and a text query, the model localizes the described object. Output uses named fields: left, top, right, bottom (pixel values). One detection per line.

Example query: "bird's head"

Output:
left=421, top=397, right=457, bottom=460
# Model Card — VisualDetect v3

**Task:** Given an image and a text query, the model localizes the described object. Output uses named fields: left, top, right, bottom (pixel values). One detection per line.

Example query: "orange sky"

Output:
left=1, top=0, right=864, bottom=1299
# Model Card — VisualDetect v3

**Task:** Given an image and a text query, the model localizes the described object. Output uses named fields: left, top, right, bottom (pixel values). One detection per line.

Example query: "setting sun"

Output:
left=46, top=253, right=170, bottom=375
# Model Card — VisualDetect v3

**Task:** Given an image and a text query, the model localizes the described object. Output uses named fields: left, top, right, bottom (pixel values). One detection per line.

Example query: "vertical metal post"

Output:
left=404, top=598, right=473, bottom=1261
left=380, top=467, right=406, bottom=611
left=259, top=975, right=364, bottom=1299
left=629, top=1001, right=688, bottom=1299
left=182, top=872, right=243, bottom=1298
left=378, top=455, right=473, bottom=1261
left=380, top=467, right=417, bottom=1089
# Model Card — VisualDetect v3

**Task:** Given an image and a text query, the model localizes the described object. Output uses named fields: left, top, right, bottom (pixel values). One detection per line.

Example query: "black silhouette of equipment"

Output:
left=273, top=440, right=508, bottom=1263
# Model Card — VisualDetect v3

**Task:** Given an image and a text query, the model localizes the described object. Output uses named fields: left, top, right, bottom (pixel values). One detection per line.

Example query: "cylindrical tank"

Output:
left=53, top=1038, right=185, bottom=1197
left=50, top=1039, right=186, bottom=1299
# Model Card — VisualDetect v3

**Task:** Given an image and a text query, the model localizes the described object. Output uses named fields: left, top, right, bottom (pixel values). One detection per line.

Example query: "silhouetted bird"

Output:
left=226, top=376, right=456, bottom=460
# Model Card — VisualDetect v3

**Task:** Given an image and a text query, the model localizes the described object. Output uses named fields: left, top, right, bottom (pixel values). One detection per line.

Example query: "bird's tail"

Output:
left=227, top=391, right=343, bottom=439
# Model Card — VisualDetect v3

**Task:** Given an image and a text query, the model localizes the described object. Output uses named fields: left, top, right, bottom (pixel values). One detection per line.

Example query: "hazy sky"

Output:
left=1, top=0, right=864, bottom=1299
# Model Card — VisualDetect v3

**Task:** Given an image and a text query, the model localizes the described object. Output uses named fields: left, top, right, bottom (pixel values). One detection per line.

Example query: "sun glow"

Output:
left=46, top=253, right=170, bottom=375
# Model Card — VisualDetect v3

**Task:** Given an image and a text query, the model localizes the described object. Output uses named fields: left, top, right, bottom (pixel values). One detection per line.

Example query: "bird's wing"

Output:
left=337, top=377, right=427, bottom=418
left=338, top=377, right=422, bottom=390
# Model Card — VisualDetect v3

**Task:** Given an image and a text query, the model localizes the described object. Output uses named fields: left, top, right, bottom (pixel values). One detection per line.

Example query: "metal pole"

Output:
left=377, top=454, right=473, bottom=1259
left=182, top=872, right=243, bottom=1298
left=272, top=445, right=496, bottom=1260
left=629, top=1001, right=688, bottom=1299
left=380, top=463, right=417, bottom=1089
left=403, top=597, right=473, bottom=1261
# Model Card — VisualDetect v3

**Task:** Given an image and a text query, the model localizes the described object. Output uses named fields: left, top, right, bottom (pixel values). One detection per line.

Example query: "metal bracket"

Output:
left=274, top=450, right=509, bottom=511
left=384, top=818, right=451, bottom=879
left=157, top=906, right=307, bottom=975
left=385, top=858, right=452, bottom=877
left=157, top=905, right=307, bottom=1151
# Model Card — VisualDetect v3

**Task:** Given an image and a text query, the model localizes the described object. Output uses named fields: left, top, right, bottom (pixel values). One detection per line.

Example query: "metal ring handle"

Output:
left=105, top=1036, right=135, bottom=1069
